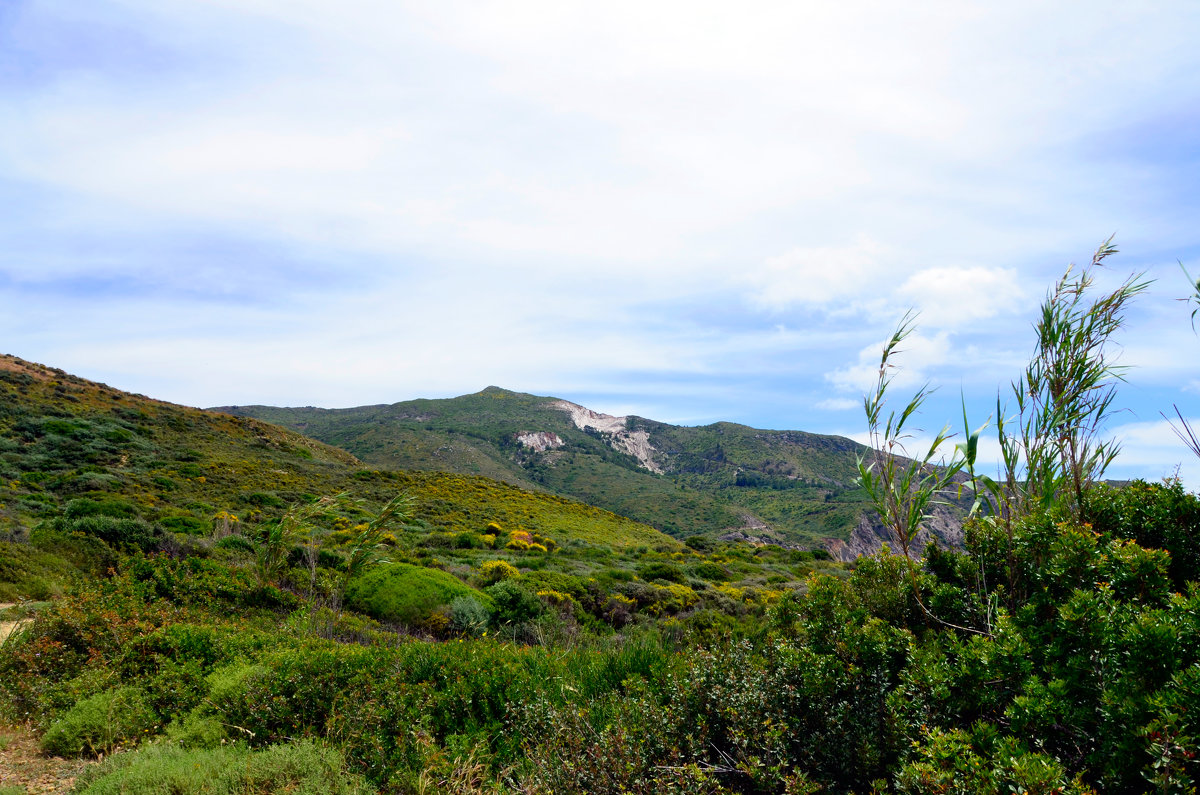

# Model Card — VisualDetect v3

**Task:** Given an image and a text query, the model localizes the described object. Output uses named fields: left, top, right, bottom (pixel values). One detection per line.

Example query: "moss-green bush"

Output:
left=449, top=596, right=491, bottom=637
left=39, top=685, right=156, bottom=757
left=345, top=563, right=489, bottom=627
left=72, top=740, right=376, bottom=794
left=485, top=580, right=543, bottom=627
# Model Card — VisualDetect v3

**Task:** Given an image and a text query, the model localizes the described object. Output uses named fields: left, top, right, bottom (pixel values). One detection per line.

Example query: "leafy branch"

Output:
left=856, top=311, right=983, bottom=634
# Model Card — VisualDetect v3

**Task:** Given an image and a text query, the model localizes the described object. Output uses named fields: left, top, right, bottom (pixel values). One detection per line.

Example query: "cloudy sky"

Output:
left=3, top=1, right=1199, bottom=485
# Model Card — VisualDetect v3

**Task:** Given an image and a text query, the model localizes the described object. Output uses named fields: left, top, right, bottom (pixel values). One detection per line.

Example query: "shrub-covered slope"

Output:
left=217, top=387, right=879, bottom=547
left=0, top=354, right=679, bottom=598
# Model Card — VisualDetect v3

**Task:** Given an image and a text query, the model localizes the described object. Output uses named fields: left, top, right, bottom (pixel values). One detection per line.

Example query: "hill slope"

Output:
left=0, top=356, right=676, bottom=598
left=215, top=387, right=884, bottom=549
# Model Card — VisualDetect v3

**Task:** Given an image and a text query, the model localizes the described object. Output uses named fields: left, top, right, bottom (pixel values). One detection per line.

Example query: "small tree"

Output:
left=859, top=239, right=1146, bottom=630
left=966, top=238, right=1148, bottom=527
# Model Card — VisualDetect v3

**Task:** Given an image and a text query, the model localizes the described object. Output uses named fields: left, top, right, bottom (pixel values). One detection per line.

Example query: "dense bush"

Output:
left=485, top=579, right=543, bottom=627
left=39, top=685, right=157, bottom=757
left=1084, top=478, right=1200, bottom=588
left=344, top=562, right=490, bottom=628
left=72, top=740, right=376, bottom=794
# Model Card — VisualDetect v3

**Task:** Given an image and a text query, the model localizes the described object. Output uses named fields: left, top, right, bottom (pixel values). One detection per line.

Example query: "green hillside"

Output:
left=217, top=387, right=876, bottom=546
left=0, top=355, right=698, bottom=601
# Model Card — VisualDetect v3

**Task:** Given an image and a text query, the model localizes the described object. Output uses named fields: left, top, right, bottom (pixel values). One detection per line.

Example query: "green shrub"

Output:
left=165, top=708, right=229, bottom=748
left=68, top=515, right=159, bottom=552
left=477, top=559, right=520, bottom=586
left=690, top=561, right=731, bottom=582
left=72, top=740, right=376, bottom=794
left=449, top=596, right=491, bottom=637
left=240, top=491, right=285, bottom=508
left=215, top=534, right=254, bottom=553
left=63, top=498, right=138, bottom=520
left=486, top=580, right=543, bottom=627
left=1084, top=479, right=1200, bottom=589
left=345, top=563, right=488, bottom=627
left=39, top=685, right=157, bottom=757
left=637, top=562, right=686, bottom=584
left=159, top=515, right=206, bottom=535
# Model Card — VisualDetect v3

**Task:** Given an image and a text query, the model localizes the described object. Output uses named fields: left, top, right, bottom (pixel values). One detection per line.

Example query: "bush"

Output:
left=450, top=596, right=491, bottom=637
left=345, top=563, right=489, bottom=627
left=637, top=562, right=686, bottom=584
left=215, top=534, right=254, bottom=553
left=690, top=561, right=731, bottom=582
left=72, top=740, right=376, bottom=794
left=1084, top=479, right=1200, bottom=588
left=477, top=559, right=520, bottom=586
left=39, top=686, right=157, bottom=757
left=64, top=498, right=139, bottom=520
left=67, top=515, right=159, bottom=552
left=159, top=515, right=206, bottom=535
left=486, top=580, right=543, bottom=627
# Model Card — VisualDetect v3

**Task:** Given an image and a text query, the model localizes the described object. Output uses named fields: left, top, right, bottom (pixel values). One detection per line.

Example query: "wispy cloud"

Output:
left=3, top=0, right=1200, bottom=486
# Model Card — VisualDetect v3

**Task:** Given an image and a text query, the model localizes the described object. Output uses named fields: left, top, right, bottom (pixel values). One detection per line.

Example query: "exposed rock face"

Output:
left=716, top=512, right=796, bottom=548
left=823, top=503, right=965, bottom=562
left=515, top=431, right=564, bottom=452
left=551, top=400, right=664, bottom=474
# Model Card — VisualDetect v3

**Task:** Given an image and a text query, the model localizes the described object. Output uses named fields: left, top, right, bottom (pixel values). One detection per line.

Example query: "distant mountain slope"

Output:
left=0, top=356, right=674, bottom=559
left=215, top=387, right=886, bottom=549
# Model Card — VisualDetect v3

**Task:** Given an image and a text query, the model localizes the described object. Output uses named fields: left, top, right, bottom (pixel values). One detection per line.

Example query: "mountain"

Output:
left=214, top=387, right=901, bottom=553
left=0, top=356, right=678, bottom=597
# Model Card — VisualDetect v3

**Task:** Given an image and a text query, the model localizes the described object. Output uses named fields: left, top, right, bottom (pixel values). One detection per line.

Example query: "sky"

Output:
left=2, top=1, right=1200, bottom=486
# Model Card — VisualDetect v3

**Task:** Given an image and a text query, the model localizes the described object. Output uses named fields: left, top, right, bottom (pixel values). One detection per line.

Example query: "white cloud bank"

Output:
left=2, top=0, right=1200, bottom=487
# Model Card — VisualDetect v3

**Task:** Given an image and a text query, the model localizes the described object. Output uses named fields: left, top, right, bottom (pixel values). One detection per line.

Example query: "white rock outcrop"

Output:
left=551, top=400, right=663, bottom=474
left=516, top=431, right=565, bottom=452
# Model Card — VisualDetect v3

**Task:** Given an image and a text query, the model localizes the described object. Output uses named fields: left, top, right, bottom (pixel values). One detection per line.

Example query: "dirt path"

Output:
left=0, top=603, right=27, bottom=644
left=0, top=723, right=91, bottom=793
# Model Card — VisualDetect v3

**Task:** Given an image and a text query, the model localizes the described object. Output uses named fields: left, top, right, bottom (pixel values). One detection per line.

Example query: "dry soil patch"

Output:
left=0, top=723, right=91, bottom=794
left=0, top=604, right=27, bottom=645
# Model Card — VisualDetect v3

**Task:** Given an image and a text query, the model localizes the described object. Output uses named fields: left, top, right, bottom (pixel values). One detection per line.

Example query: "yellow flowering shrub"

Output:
left=536, top=589, right=572, bottom=605
left=715, top=584, right=744, bottom=601
left=478, top=560, right=520, bottom=585
left=648, top=583, right=698, bottom=615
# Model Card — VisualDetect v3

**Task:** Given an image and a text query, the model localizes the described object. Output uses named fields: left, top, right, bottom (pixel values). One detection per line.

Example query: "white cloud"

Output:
left=895, top=267, right=1026, bottom=329
left=746, top=238, right=889, bottom=311
left=826, top=330, right=954, bottom=395
left=815, top=397, right=861, bottom=411
left=3, top=0, right=1200, bottom=495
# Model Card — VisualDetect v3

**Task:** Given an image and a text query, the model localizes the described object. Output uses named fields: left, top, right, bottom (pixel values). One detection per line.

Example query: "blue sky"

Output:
left=3, top=0, right=1200, bottom=486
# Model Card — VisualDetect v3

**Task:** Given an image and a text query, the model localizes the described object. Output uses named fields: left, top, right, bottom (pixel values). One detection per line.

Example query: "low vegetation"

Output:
left=1, top=244, right=1198, bottom=793
left=220, top=387, right=876, bottom=546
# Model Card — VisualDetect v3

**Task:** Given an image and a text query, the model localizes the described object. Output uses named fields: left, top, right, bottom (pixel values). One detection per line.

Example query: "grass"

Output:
left=72, top=741, right=375, bottom=794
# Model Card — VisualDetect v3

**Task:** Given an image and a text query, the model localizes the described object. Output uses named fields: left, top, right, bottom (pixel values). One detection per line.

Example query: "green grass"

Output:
left=72, top=740, right=375, bottom=794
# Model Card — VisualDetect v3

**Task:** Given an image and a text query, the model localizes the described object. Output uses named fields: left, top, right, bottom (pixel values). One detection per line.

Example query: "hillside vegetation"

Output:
left=4, top=246, right=1200, bottom=794
left=218, top=387, right=879, bottom=548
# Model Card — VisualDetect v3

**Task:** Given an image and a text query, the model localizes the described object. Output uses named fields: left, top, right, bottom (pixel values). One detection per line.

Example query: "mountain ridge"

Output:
left=214, top=385, right=943, bottom=556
